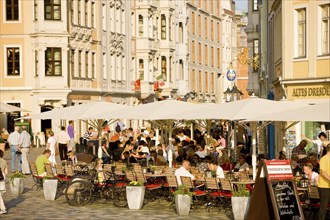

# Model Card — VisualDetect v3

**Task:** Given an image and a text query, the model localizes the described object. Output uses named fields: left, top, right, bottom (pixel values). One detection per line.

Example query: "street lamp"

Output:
left=223, top=84, right=242, bottom=163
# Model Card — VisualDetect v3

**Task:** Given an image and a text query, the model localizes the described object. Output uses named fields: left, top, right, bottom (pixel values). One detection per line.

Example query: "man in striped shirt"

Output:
left=18, top=126, right=31, bottom=174
left=7, top=126, right=21, bottom=172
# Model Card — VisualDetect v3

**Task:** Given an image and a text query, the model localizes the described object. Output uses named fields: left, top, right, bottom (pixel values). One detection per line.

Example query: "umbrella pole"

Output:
left=251, top=122, right=257, bottom=180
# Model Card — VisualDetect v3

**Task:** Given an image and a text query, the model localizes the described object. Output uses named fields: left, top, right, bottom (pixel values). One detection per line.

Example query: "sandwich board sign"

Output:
left=246, top=160, right=304, bottom=220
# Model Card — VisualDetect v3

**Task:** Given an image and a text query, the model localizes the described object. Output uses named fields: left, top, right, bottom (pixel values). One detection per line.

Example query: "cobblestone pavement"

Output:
left=1, top=147, right=233, bottom=219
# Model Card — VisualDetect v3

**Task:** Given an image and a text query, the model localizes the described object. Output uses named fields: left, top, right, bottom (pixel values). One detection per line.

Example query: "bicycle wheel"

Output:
left=113, top=186, right=127, bottom=207
left=65, top=179, right=92, bottom=206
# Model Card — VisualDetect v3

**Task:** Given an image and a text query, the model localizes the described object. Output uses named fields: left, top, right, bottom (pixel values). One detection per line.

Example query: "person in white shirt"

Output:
left=47, top=130, right=57, bottom=164
left=18, top=126, right=31, bottom=174
left=303, top=132, right=329, bottom=159
left=208, top=160, right=225, bottom=178
left=174, top=160, right=195, bottom=185
left=56, top=126, right=70, bottom=161
left=234, top=154, right=249, bottom=171
left=7, top=126, right=21, bottom=172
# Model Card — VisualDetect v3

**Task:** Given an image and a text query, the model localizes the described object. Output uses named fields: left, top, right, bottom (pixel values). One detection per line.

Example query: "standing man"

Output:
left=56, top=126, right=70, bottom=161
left=67, top=121, right=75, bottom=151
left=7, top=126, right=21, bottom=172
left=318, top=144, right=330, bottom=220
left=18, top=126, right=31, bottom=175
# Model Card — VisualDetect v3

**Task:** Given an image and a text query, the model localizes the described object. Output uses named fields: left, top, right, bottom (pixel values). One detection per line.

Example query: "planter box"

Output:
left=43, top=179, right=58, bottom=200
left=126, top=186, right=145, bottom=210
left=231, top=197, right=250, bottom=220
left=175, top=194, right=191, bottom=216
left=10, top=178, right=24, bottom=195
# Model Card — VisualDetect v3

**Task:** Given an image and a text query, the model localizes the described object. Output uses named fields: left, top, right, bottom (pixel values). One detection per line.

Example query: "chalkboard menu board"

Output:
left=271, top=181, right=302, bottom=220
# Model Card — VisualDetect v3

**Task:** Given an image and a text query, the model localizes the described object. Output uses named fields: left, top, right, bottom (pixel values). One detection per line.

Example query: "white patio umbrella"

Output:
left=0, top=102, right=29, bottom=113
left=245, top=100, right=330, bottom=122
left=20, top=101, right=131, bottom=120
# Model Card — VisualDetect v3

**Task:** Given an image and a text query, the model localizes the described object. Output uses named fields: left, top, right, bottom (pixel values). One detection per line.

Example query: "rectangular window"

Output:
left=253, top=0, right=258, bottom=11
left=297, top=8, right=306, bottom=58
left=211, top=73, right=214, bottom=93
left=161, top=14, right=166, bottom=39
left=71, top=49, right=75, bottom=77
left=44, top=0, right=61, bottom=20
left=217, top=22, right=220, bottom=43
left=192, top=40, right=195, bottom=63
left=34, top=0, right=38, bottom=21
left=205, top=17, right=208, bottom=39
left=179, top=22, right=183, bottom=43
left=199, top=70, right=202, bottom=92
left=161, top=56, right=166, bottom=80
left=139, top=59, right=144, bottom=79
left=192, top=69, right=196, bottom=91
left=92, top=52, right=95, bottom=78
left=253, top=39, right=259, bottom=71
left=78, top=51, right=82, bottom=77
left=211, top=46, right=214, bottom=67
left=198, top=15, right=201, bottom=36
left=91, top=2, right=95, bottom=28
left=205, top=71, right=209, bottom=93
left=211, top=20, right=214, bottom=41
left=45, top=48, right=62, bottom=76
left=321, top=4, right=330, bottom=55
left=6, top=0, right=19, bottom=21
left=198, top=43, right=202, bottom=64
left=205, top=44, right=208, bottom=66
left=217, top=48, right=220, bottom=68
left=85, top=51, right=89, bottom=78
left=7, top=47, right=20, bottom=76
left=169, top=16, right=172, bottom=41
left=191, top=12, right=195, bottom=35
left=139, top=15, right=143, bottom=36
left=85, top=0, right=88, bottom=26
left=78, top=0, right=81, bottom=25
left=71, top=0, right=74, bottom=24
left=179, top=60, right=183, bottom=80
left=35, top=50, right=38, bottom=76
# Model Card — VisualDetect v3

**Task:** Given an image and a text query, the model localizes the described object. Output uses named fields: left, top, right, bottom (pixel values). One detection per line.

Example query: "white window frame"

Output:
left=2, top=0, right=22, bottom=23
left=293, top=6, right=307, bottom=59
left=318, top=4, right=330, bottom=56
left=4, top=45, right=23, bottom=79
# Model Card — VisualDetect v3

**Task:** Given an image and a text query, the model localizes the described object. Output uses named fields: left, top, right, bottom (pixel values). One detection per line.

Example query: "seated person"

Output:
left=291, top=153, right=302, bottom=176
left=208, top=160, right=225, bottom=178
left=234, top=154, right=249, bottom=172
left=101, top=141, right=111, bottom=164
left=35, top=149, right=52, bottom=176
left=155, top=150, right=167, bottom=166
left=67, top=150, right=78, bottom=166
left=174, top=160, right=195, bottom=185
left=220, top=155, right=234, bottom=171
left=303, top=163, right=319, bottom=185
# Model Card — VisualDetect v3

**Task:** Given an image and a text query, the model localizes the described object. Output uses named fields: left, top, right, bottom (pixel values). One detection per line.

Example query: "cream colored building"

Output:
left=1, top=0, right=242, bottom=137
left=254, top=0, right=330, bottom=158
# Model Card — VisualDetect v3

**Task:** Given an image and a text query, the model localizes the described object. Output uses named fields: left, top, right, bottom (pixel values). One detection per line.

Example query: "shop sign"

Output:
left=291, top=86, right=330, bottom=98
left=265, top=160, right=293, bottom=181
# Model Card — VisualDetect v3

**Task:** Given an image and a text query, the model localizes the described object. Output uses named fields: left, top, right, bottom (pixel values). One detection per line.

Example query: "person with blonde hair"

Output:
left=303, top=163, right=319, bottom=185
left=47, top=130, right=57, bottom=164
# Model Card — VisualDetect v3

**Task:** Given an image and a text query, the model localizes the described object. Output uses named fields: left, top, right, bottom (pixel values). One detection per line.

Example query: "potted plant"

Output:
left=126, top=181, right=145, bottom=210
left=9, top=171, right=25, bottom=195
left=173, top=185, right=193, bottom=216
left=0, top=136, right=5, bottom=152
left=231, top=184, right=251, bottom=220
left=43, top=176, right=58, bottom=200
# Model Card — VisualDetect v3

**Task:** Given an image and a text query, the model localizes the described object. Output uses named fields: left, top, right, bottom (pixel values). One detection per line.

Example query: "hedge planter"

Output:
left=231, top=197, right=250, bottom=220
left=10, top=178, right=24, bottom=195
left=175, top=194, right=191, bottom=216
left=43, top=179, right=58, bottom=200
left=126, top=186, right=145, bottom=210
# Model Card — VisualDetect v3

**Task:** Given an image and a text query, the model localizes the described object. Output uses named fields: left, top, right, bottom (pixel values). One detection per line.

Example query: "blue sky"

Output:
left=235, top=0, right=248, bottom=11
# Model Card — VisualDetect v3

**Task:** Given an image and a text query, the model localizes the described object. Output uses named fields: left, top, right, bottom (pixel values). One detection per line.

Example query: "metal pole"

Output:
left=252, top=121, right=257, bottom=180
left=233, top=121, right=237, bottom=162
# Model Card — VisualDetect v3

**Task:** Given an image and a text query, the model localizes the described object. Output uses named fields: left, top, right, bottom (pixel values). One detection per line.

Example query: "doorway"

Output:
left=41, top=106, right=53, bottom=141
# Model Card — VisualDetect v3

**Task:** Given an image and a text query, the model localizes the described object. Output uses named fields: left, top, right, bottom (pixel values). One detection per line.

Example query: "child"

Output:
left=95, top=158, right=105, bottom=183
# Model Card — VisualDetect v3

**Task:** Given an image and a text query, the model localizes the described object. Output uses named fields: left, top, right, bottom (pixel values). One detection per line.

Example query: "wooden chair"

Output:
left=45, top=163, right=55, bottom=177
left=218, top=178, right=233, bottom=212
left=180, top=176, right=206, bottom=209
left=164, top=167, right=176, bottom=176
left=64, top=165, right=75, bottom=177
left=238, top=171, right=249, bottom=181
left=29, top=162, right=43, bottom=190
left=204, top=177, right=221, bottom=212
left=125, top=170, right=136, bottom=182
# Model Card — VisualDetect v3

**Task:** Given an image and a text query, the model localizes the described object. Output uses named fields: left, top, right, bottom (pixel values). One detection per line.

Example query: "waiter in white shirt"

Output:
left=174, top=160, right=195, bottom=185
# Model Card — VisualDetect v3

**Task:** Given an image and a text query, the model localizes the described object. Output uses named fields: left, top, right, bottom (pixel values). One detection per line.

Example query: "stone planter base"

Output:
left=10, top=178, right=24, bottom=195
left=231, top=197, right=250, bottom=220
left=43, top=179, right=58, bottom=200
left=175, top=194, right=191, bottom=215
left=126, top=186, right=145, bottom=210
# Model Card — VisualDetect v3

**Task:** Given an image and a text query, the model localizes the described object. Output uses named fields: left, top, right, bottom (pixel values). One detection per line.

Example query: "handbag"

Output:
left=0, top=168, right=4, bottom=181
left=16, top=150, right=22, bottom=155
